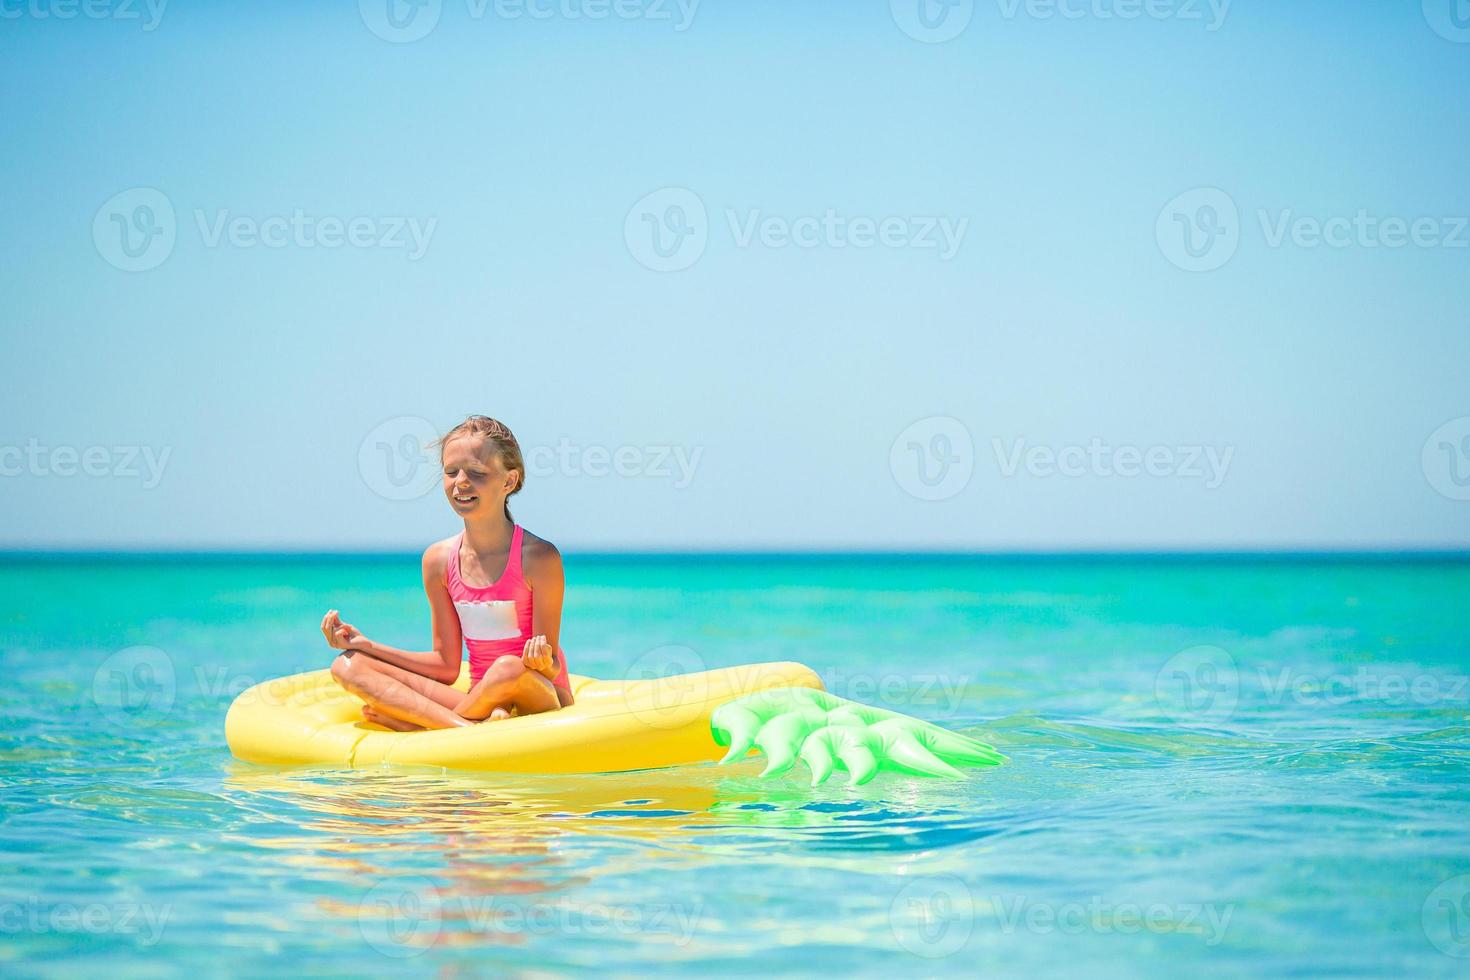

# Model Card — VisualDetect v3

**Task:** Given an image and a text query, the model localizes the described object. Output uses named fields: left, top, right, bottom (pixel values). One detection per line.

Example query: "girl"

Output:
left=323, top=416, right=573, bottom=730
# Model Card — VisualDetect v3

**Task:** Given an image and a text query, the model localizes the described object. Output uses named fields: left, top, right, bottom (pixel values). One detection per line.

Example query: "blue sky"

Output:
left=2, top=1, right=1468, bottom=550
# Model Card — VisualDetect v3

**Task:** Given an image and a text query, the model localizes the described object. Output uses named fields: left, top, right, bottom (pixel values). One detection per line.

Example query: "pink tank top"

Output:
left=443, top=524, right=570, bottom=689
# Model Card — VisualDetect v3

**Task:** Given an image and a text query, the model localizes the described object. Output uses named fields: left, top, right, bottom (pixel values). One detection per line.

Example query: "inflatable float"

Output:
left=711, top=686, right=1006, bottom=785
left=225, top=660, right=1004, bottom=782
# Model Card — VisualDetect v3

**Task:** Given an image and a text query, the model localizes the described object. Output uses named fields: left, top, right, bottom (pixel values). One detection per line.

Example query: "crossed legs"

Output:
left=330, top=651, right=563, bottom=731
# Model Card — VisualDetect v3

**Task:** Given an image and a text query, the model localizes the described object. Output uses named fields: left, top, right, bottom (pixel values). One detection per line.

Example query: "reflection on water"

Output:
left=214, top=759, right=1023, bottom=960
left=218, top=757, right=1010, bottom=864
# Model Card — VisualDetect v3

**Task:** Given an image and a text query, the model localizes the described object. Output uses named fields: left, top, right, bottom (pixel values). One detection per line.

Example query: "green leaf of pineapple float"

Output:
left=710, top=687, right=1005, bottom=786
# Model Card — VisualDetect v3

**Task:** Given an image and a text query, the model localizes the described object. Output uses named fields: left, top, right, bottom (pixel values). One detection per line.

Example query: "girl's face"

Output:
left=441, top=435, right=517, bottom=517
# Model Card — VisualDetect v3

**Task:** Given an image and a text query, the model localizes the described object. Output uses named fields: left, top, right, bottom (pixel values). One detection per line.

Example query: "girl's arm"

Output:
left=321, top=544, right=464, bottom=685
left=523, top=537, right=568, bottom=687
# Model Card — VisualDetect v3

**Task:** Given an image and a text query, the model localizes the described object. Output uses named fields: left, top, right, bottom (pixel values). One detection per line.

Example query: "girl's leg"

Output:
left=330, top=652, right=472, bottom=730
left=453, top=657, right=562, bottom=721
left=362, top=702, right=507, bottom=730
left=362, top=706, right=424, bottom=732
left=332, top=651, right=465, bottom=707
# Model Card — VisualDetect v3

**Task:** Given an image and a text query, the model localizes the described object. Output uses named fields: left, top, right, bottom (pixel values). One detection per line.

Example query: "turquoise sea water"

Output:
left=2, top=554, right=1469, bottom=977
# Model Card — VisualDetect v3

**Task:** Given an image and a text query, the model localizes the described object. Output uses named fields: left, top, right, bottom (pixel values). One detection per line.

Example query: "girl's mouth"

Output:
left=453, top=493, right=478, bottom=505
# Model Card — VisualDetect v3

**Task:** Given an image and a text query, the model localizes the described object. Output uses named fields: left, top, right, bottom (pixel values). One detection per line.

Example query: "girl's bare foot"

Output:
left=362, top=705, right=422, bottom=732
left=488, top=707, right=511, bottom=721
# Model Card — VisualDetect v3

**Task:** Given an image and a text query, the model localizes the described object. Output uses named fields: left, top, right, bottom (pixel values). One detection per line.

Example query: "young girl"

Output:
left=323, top=416, right=573, bottom=730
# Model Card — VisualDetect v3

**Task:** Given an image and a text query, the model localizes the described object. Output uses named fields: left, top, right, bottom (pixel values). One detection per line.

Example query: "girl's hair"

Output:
left=435, top=416, right=525, bottom=520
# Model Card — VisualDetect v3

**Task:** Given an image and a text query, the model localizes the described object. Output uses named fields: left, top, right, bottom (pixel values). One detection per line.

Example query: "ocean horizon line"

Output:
left=2, top=547, right=1468, bottom=563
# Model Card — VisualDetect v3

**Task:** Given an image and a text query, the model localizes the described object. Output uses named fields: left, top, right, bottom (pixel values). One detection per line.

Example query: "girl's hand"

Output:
left=522, top=634, right=554, bottom=673
left=321, top=610, right=368, bottom=652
